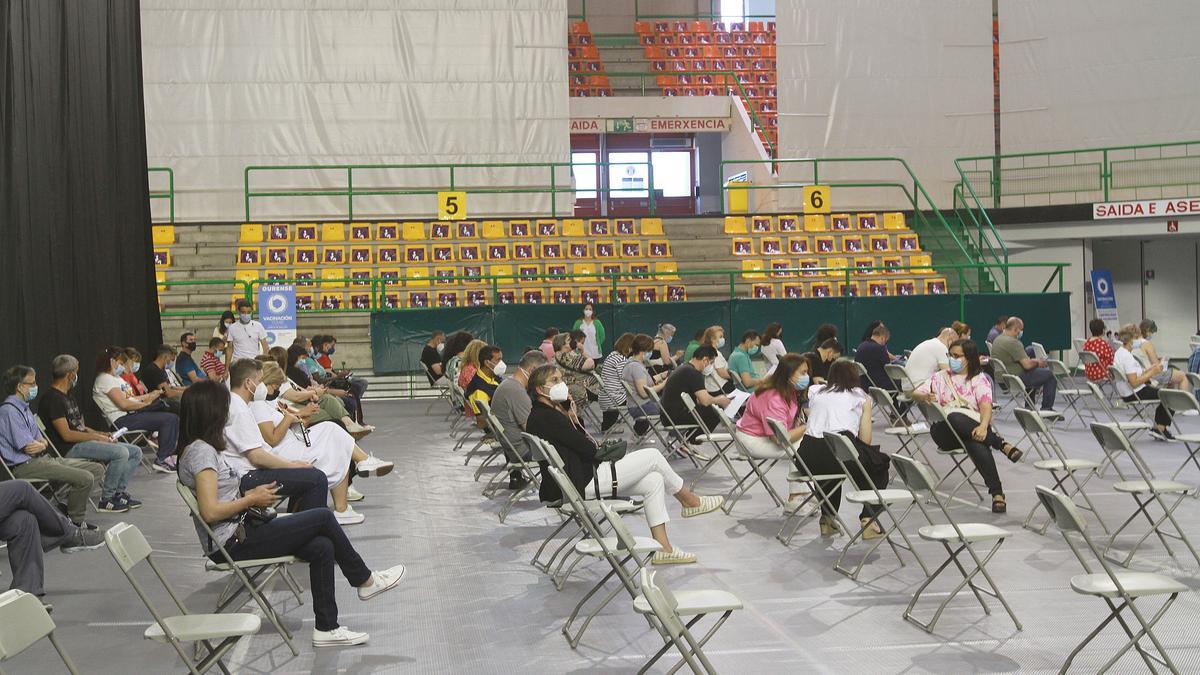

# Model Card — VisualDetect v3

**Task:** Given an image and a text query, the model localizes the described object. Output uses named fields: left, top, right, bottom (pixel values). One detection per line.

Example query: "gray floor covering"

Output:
left=7, top=392, right=1200, bottom=674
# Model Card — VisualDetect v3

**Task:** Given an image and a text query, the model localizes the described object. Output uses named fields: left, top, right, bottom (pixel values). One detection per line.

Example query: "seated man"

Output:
left=991, top=316, right=1056, bottom=411
left=139, top=344, right=188, bottom=412
left=420, top=331, right=446, bottom=385
left=855, top=323, right=897, bottom=391
left=0, top=366, right=104, bottom=528
left=222, top=359, right=333, bottom=514
left=659, top=346, right=731, bottom=439
left=39, top=355, right=143, bottom=513
left=726, top=330, right=763, bottom=391
left=201, top=337, right=228, bottom=383
left=490, top=350, right=548, bottom=489
left=985, top=315, right=1008, bottom=345
left=175, top=331, right=206, bottom=384
left=0, top=480, right=105, bottom=609
left=464, top=345, right=504, bottom=427
left=906, top=327, right=956, bottom=386
left=1082, top=318, right=1115, bottom=382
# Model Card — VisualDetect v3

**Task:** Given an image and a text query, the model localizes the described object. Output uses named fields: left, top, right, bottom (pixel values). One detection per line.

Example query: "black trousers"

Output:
left=930, top=412, right=1006, bottom=496
left=240, top=467, right=329, bottom=512
left=1123, top=387, right=1172, bottom=427
left=794, top=433, right=888, bottom=519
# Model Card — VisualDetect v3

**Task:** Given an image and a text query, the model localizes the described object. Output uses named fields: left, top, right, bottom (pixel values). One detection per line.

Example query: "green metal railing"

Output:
left=718, top=156, right=1006, bottom=292
left=149, top=167, right=175, bottom=224
left=155, top=262, right=1067, bottom=320
left=633, top=0, right=775, bottom=20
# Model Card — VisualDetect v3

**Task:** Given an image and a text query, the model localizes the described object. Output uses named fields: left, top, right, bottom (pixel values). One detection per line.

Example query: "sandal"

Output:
left=992, top=494, right=1007, bottom=513
left=819, top=515, right=841, bottom=536
left=1002, top=444, right=1023, bottom=463
left=860, top=517, right=885, bottom=540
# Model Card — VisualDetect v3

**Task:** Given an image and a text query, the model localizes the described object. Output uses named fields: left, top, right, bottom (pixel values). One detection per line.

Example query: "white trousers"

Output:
left=735, top=430, right=803, bottom=490
left=587, top=447, right=684, bottom=528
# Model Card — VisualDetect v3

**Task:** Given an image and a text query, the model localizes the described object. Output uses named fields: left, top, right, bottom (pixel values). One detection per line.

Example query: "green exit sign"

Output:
left=606, top=118, right=635, bottom=133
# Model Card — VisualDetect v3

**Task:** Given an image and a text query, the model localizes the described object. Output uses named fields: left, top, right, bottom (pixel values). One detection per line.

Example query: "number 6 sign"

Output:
left=803, top=185, right=830, bottom=214
left=438, top=191, right=467, bottom=220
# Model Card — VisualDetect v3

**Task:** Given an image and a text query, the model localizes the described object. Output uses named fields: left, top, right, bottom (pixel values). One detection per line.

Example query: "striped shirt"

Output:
left=598, top=353, right=628, bottom=409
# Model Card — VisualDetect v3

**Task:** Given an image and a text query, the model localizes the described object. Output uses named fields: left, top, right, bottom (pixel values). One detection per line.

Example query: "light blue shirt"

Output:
left=0, top=395, right=39, bottom=467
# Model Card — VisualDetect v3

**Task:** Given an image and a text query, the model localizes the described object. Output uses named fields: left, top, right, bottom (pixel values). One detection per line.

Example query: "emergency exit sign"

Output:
left=606, top=118, right=635, bottom=133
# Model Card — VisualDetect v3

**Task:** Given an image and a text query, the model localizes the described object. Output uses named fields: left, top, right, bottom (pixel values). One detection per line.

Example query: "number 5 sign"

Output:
left=803, top=185, right=830, bottom=214
left=438, top=191, right=467, bottom=220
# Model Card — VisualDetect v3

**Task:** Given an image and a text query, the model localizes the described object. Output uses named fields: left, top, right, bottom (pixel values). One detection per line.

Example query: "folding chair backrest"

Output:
left=1106, top=365, right=1126, bottom=386
left=915, top=400, right=949, bottom=427
left=1157, top=388, right=1199, bottom=415
left=678, top=391, right=712, bottom=433
left=0, top=590, right=57, bottom=662
left=1047, top=359, right=1071, bottom=378
left=824, top=432, right=858, bottom=465
left=990, top=358, right=1009, bottom=378
left=890, top=454, right=938, bottom=495
left=713, top=406, right=740, bottom=436
left=545, top=465, right=605, bottom=542
left=1078, top=350, right=1099, bottom=367
left=522, top=432, right=564, bottom=470
left=1035, top=486, right=1087, bottom=534
left=105, top=521, right=153, bottom=573
left=884, top=364, right=912, bottom=390
left=1013, top=407, right=1049, bottom=436
left=638, top=569, right=686, bottom=639
left=596, top=501, right=639, bottom=552
left=1089, top=421, right=1153, bottom=480
left=999, top=373, right=1031, bottom=405
left=1031, top=342, right=1049, bottom=361
left=765, top=417, right=792, bottom=451
left=868, top=386, right=902, bottom=423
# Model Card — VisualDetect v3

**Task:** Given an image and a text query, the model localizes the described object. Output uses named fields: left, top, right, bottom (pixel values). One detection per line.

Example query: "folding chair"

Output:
left=1155, top=389, right=1200, bottom=481
left=999, top=373, right=1064, bottom=429
left=1012, top=409, right=1108, bottom=536
left=1085, top=382, right=1151, bottom=452
left=475, top=400, right=541, bottom=523
left=640, top=385, right=701, bottom=466
left=869, top=386, right=935, bottom=469
left=420, top=362, right=453, bottom=416
left=548, top=468, right=661, bottom=648
left=767, top=419, right=850, bottom=545
left=913, top=401, right=985, bottom=503
left=174, top=483, right=300, bottom=656
left=678, top=392, right=738, bottom=490
left=890, top=455, right=1022, bottom=633
left=33, top=419, right=100, bottom=511
left=105, top=523, right=263, bottom=675
left=823, top=433, right=927, bottom=580
left=1047, top=358, right=1096, bottom=428
left=1036, top=486, right=1186, bottom=674
left=0, top=589, right=79, bottom=674
left=1089, top=423, right=1200, bottom=568
left=1106, top=365, right=1156, bottom=427
left=633, top=568, right=743, bottom=675
left=884, top=363, right=917, bottom=401
left=707, top=406, right=786, bottom=513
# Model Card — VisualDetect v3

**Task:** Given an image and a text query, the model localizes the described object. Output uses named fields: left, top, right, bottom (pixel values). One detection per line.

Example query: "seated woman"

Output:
left=699, top=325, right=735, bottom=395
left=759, top=322, right=787, bottom=371
left=912, top=339, right=1021, bottom=514
left=440, top=331, right=475, bottom=383
left=553, top=332, right=599, bottom=408
left=282, top=346, right=372, bottom=437
left=794, top=359, right=889, bottom=537
left=121, top=348, right=149, bottom=396
left=598, top=333, right=634, bottom=432
left=525, top=364, right=723, bottom=565
left=1132, top=319, right=1189, bottom=390
left=805, top=339, right=843, bottom=384
left=648, top=323, right=680, bottom=377
left=1114, top=324, right=1180, bottom=442
left=622, top=334, right=665, bottom=433
left=734, top=353, right=810, bottom=506
left=176, top=380, right=406, bottom=648
left=92, top=346, right=180, bottom=473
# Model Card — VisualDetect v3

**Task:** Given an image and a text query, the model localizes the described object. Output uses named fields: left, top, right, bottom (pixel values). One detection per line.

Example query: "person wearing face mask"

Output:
left=572, top=303, right=606, bottom=360
left=659, top=346, right=731, bottom=442
left=176, top=331, right=206, bottom=384
left=990, top=316, right=1056, bottom=412
left=139, top=344, right=188, bottom=413
left=726, top=330, right=764, bottom=391
left=552, top=332, right=598, bottom=408
left=491, top=350, right=549, bottom=490
left=699, top=325, right=734, bottom=395
left=213, top=310, right=236, bottom=339
left=806, top=339, right=843, bottom=384
left=464, top=345, right=506, bottom=428
left=735, top=353, right=813, bottom=508
left=201, top=337, right=229, bottom=383
left=905, top=328, right=958, bottom=387
left=621, top=334, right=665, bottom=436
left=759, top=322, right=787, bottom=370
left=225, top=299, right=270, bottom=366
left=314, top=336, right=369, bottom=424
left=649, top=323, right=679, bottom=376
left=119, top=348, right=149, bottom=396
left=92, top=346, right=180, bottom=473
left=525, top=364, right=724, bottom=565
left=913, top=339, right=1022, bottom=513
left=420, top=331, right=446, bottom=385
left=0, top=365, right=105, bottom=528
left=39, top=355, right=143, bottom=512
left=598, top=333, right=635, bottom=432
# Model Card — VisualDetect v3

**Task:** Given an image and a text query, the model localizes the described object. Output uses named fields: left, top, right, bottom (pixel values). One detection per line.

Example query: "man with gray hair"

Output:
left=490, top=350, right=547, bottom=490
left=905, top=327, right=958, bottom=386
left=38, top=355, right=143, bottom=513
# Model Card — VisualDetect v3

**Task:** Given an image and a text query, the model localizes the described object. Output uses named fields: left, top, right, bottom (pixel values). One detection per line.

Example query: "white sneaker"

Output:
left=681, top=495, right=724, bottom=518
left=358, top=564, right=407, bottom=601
left=346, top=486, right=365, bottom=502
left=356, top=455, right=394, bottom=478
left=335, top=506, right=365, bottom=525
left=312, top=626, right=369, bottom=647
left=652, top=547, right=697, bottom=565
left=345, top=421, right=374, bottom=439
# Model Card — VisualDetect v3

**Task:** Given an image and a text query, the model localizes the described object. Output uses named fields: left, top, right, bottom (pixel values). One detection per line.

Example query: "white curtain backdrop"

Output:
left=142, top=0, right=570, bottom=222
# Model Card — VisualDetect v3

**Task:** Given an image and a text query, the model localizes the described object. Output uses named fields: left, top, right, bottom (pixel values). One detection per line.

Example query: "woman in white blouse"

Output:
left=700, top=325, right=733, bottom=395
left=1114, top=323, right=1181, bottom=441
left=760, top=322, right=787, bottom=369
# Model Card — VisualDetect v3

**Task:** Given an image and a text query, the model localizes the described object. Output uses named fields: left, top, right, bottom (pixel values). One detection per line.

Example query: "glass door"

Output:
left=650, top=149, right=696, bottom=216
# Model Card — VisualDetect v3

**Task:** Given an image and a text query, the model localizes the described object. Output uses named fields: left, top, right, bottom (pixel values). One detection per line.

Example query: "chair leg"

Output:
left=47, top=632, right=81, bottom=675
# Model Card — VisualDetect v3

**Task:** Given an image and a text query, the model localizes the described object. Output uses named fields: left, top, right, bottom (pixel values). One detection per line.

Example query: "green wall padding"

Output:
left=845, top=294, right=961, bottom=353
left=964, top=292, right=1072, bottom=351
left=731, top=298, right=847, bottom=353
left=613, top=301, right=731, bottom=349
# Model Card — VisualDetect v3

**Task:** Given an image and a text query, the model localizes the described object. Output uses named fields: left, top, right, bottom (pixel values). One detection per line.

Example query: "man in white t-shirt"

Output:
left=905, top=328, right=957, bottom=386
left=223, top=359, right=331, bottom=512
left=225, top=299, right=270, bottom=365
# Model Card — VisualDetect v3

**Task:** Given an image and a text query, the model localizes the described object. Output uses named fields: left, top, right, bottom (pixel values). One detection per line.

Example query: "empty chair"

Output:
left=1012, top=409, right=1107, bottom=536
left=105, top=522, right=262, bottom=674
left=891, top=455, right=1022, bottom=633
left=475, top=400, right=542, bottom=523
left=1089, top=423, right=1200, bottom=568
left=0, top=589, right=79, bottom=674
left=1084, top=382, right=1151, bottom=449
left=678, top=391, right=738, bottom=491
left=633, top=568, right=743, bottom=675
left=999, top=373, right=1064, bottom=426
left=1036, top=486, right=1186, bottom=674
left=1154, top=389, right=1200, bottom=480
left=1047, top=358, right=1096, bottom=428
left=869, top=386, right=935, bottom=468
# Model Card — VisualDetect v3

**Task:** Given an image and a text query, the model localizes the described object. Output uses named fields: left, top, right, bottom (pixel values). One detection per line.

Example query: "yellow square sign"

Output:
left=803, top=185, right=831, bottom=214
left=437, top=191, right=467, bottom=221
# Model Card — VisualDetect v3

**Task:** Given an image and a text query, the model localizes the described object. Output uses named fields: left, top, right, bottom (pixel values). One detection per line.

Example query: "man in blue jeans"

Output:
left=990, top=316, right=1056, bottom=411
left=38, top=355, right=143, bottom=513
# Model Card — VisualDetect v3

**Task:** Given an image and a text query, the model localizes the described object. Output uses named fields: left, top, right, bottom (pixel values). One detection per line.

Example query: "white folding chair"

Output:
left=420, top=361, right=453, bottom=416
left=1037, top=486, right=1186, bottom=674
left=767, top=419, right=850, bottom=546
left=0, top=589, right=79, bottom=674
left=634, top=568, right=743, bottom=675
left=891, top=455, right=1022, bottom=633
left=1012, top=408, right=1108, bottom=536
left=869, top=386, right=936, bottom=469
left=824, top=433, right=928, bottom=580
left=677, top=392, right=739, bottom=489
left=105, top=523, right=262, bottom=675
left=1155, top=389, right=1200, bottom=481
left=642, top=385, right=701, bottom=465
left=1106, top=365, right=1157, bottom=427
left=1047, top=358, right=1096, bottom=428
left=708, top=406, right=786, bottom=513
left=1085, top=382, right=1151, bottom=455
left=475, top=400, right=542, bottom=523
left=999, top=372, right=1064, bottom=432
left=884, top=363, right=917, bottom=404
left=1089, top=423, right=1200, bottom=568
left=913, top=401, right=985, bottom=503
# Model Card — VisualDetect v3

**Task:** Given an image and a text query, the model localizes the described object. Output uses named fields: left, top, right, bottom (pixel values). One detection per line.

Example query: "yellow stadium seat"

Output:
left=536, top=219, right=559, bottom=237
left=803, top=215, right=826, bottom=232
left=724, top=216, right=748, bottom=234
left=453, top=243, right=479, bottom=262
left=265, top=247, right=289, bottom=266
left=431, top=244, right=455, bottom=263
left=588, top=219, right=610, bottom=236
left=508, top=220, right=532, bottom=237
left=320, top=268, right=347, bottom=287
left=653, top=261, right=679, bottom=280
left=551, top=288, right=574, bottom=305
left=482, top=220, right=505, bottom=239
left=151, top=225, right=176, bottom=245
left=854, top=256, right=876, bottom=275
left=294, top=223, right=318, bottom=241
left=628, top=218, right=650, bottom=235
left=856, top=213, right=879, bottom=230
left=911, top=254, right=933, bottom=274
left=841, top=235, right=864, bottom=253
left=436, top=290, right=460, bottom=308
left=808, top=281, right=833, bottom=298
left=838, top=281, right=860, bottom=297
left=540, top=242, right=563, bottom=259
left=620, top=240, right=642, bottom=258
left=433, top=266, right=457, bottom=285
left=349, top=223, right=373, bottom=240
left=266, top=224, right=291, bottom=241
left=293, top=246, right=317, bottom=266
left=456, top=221, right=478, bottom=238
left=924, top=278, right=948, bottom=294
left=781, top=282, right=803, bottom=299
left=751, top=215, right=773, bottom=233
left=378, top=268, right=402, bottom=288
left=235, top=270, right=257, bottom=286
left=635, top=286, right=660, bottom=303
left=263, top=269, right=287, bottom=282
left=404, top=245, right=428, bottom=263
left=599, top=263, right=623, bottom=279
left=349, top=268, right=373, bottom=287
left=760, top=237, right=782, bottom=255
left=406, top=291, right=431, bottom=309
left=488, top=264, right=512, bottom=285
left=153, top=249, right=171, bottom=267
left=377, top=245, right=400, bottom=264
left=830, top=214, right=852, bottom=231
left=731, top=237, right=754, bottom=256
left=319, top=293, right=345, bottom=310
left=898, top=233, right=921, bottom=252
left=648, top=240, right=671, bottom=257
left=788, top=236, right=809, bottom=255
left=580, top=288, right=602, bottom=305
left=516, top=263, right=541, bottom=283
left=155, top=271, right=167, bottom=293
left=868, top=234, right=890, bottom=252
left=349, top=245, right=373, bottom=264
left=513, top=243, right=536, bottom=260
left=464, top=289, right=488, bottom=306
left=321, top=246, right=346, bottom=264
left=563, top=219, right=585, bottom=237
left=813, top=235, right=835, bottom=254
left=741, top=259, right=766, bottom=279
left=777, top=215, right=800, bottom=232
left=406, top=267, right=431, bottom=287
left=402, top=221, right=426, bottom=241
left=825, top=257, right=848, bottom=277
left=521, top=288, right=545, bottom=305
left=867, top=280, right=891, bottom=297
left=769, top=258, right=794, bottom=278
left=752, top=283, right=775, bottom=299
left=568, top=241, right=590, bottom=259
left=573, top=262, right=597, bottom=283
left=883, top=212, right=906, bottom=230
left=376, top=222, right=399, bottom=240
left=594, top=240, right=616, bottom=258
left=239, top=224, right=264, bottom=243
left=236, top=247, right=261, bottom=266
left=293, top=270, right=316, bottom=287
left=321, top=223, right=346, bottom=242
left=628, top=263, right=649, bottom=281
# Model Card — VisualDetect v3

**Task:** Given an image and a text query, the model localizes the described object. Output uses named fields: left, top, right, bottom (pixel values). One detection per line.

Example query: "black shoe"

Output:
left=71, top=520, right=99, bottom=531
left=508, top=471, right=529, bottom=491
left=1150, top=428, right=1176, bottom=442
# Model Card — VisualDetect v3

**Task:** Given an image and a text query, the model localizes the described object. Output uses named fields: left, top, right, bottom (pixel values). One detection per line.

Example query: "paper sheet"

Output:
left=724, top=390, right=752, bottom=419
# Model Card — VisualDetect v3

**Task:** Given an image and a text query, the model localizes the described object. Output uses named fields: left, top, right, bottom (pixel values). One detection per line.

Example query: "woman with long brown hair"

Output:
left=735, top=353, right=811, bottom=506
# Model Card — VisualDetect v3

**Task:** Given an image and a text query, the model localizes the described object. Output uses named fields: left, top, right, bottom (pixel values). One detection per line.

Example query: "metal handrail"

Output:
left=149, top=167, right=174, bottom=224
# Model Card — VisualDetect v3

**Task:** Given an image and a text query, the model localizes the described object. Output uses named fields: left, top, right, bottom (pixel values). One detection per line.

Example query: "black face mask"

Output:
left=185, top=342, right=197, bottom=351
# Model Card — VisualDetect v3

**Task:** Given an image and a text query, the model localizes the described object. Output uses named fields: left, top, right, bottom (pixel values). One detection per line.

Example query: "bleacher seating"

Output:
left=569, top=22, right=611, bottom=97
left=635, top=20, right=777, bottom=151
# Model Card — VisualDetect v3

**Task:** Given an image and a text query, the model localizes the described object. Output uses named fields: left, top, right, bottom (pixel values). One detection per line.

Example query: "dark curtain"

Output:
left=0, top=0, right=159, bottom=419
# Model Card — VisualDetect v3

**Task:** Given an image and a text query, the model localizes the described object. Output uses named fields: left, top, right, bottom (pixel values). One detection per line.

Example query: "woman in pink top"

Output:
left=735, top=353, right=811, bottom=504
left=912, top=339, right=1021, bottom=513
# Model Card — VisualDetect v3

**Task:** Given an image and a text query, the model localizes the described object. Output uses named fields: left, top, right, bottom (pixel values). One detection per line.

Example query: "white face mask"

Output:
left=547, top=381, right=570, bottom=402
left=436, top=343, right=444, bottom=354
left=703, top=364, right=716, bottom=376
left=492, top=361, right=507, bottom=376
left=253, top=382, right=268, bottom=401
left=716, top=337, right=726, bottom=349
left=583, top=309, right=593, bottom=318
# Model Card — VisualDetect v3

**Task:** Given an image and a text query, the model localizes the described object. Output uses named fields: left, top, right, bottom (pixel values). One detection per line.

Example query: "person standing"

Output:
left=572, top=303, right=606, bottom=360
left=225, top=299, right=270, bottom=366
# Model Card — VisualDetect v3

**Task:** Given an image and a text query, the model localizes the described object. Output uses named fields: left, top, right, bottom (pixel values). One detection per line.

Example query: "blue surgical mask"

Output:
left=69, top=374, right=78, bottom=389
left=24, top=385, right=38, bottom=402
left=131, top=362, right=141, bottom=374
left=794, top=375, right=810, bottom=390
left=1017, top=330, right=1024, bottom=339
left=308, top=347, right=316, bottom=357
left=665, top=336, right=673, bottom=344
left=716, top=337, right=726, bottom=349
left=239, top=313, right=252, bottom=324
left=748, top=345, right=760, bottom=356
left=214, top=350, right=224, bottom=360
left=327, top=347, right=336, bottom=355
left=114, top=364, right=125, bottom=376
left=949, top=357, right=965, bottom=373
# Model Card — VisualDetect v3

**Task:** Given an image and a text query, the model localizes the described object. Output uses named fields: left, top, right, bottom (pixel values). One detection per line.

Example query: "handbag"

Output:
left=838, top=431, right=890, bottom=471
left=591, top=439, right=628, bottom=499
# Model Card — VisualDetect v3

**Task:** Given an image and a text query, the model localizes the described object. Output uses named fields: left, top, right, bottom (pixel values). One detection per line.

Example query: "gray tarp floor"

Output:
left=7, top=395, right=1200, bottom=674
